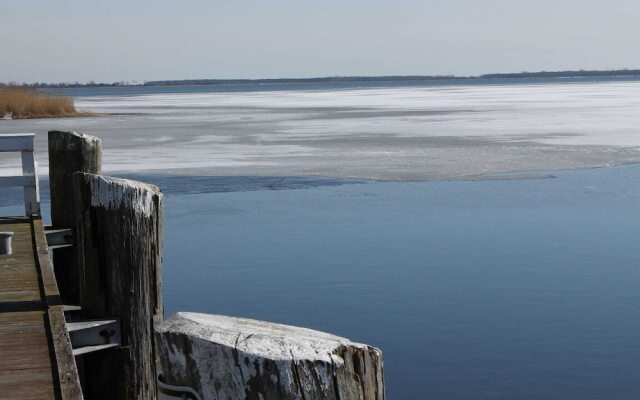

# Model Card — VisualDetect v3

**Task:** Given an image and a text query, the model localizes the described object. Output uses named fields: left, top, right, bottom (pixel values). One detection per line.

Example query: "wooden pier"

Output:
left=0, top=216, right=81, bottom=398
left=0, top=133, right=81, bottom=399
left=0, top=131, right=385, bottom=400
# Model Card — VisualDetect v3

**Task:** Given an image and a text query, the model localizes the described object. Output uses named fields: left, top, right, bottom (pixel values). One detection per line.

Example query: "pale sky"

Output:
left=1, top=0, right=639, bottom=83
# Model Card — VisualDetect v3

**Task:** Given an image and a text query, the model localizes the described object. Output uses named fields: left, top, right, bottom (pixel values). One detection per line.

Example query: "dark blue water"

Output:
left=2, top=166, right=639, bottom=399
left=156, top=165, right=640, bottom=399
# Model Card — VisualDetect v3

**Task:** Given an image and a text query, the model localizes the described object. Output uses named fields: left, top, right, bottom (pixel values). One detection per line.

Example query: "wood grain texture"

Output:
left=74, top=173, right=163, bottom=400
left=0, top=217, right=82, bottom=399
left=48, top=131, right=102, bottom=305
left=32, top=218, right=61, bottom=305
left=34, top=217, right=83, bottom=399
left=156, top=312, right=385, bottom=400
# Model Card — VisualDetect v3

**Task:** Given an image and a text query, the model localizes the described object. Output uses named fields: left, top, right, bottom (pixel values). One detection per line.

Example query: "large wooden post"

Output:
left=156, top=312, right=385, bottom=400
left=48, top=131, right=102, bottom=304
left=74, top=173, right=163, bottom=400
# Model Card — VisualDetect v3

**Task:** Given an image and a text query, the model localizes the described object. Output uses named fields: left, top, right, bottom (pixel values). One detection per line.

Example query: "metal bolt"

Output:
left=99, top=328, right=116, bottom=344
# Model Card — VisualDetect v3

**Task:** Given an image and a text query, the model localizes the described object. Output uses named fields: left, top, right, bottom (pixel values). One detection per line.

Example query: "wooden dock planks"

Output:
left=0, top=217, right=82, bottom=399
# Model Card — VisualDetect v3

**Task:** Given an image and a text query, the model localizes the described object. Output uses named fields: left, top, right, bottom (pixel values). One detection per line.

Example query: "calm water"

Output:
left=157, top=166, right=640, bottom=399
left=2, top=165, right=639, bottom=398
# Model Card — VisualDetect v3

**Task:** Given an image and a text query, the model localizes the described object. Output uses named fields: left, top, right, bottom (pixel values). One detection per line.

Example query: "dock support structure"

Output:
left=48, top=130, right=102, bottom=305
left=45, top=129, right=385, bottom=399
left=74, top=173, right=163, bottom=400
left=156, top=313, right=385, bottom=400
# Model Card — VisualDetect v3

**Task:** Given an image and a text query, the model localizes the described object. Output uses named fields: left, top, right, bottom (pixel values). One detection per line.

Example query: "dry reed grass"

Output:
left=0, top=88, right=89, bottom=119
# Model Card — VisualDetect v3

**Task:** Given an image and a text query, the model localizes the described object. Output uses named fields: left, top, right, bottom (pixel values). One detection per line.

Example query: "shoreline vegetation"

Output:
left=0, top=88, right=94, bottom=119
left=1, top=68, right=640, bottom=88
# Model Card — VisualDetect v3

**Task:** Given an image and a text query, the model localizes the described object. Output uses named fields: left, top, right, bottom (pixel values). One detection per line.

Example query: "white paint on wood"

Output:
left=0, top=175, right=36, bottom=186
left=0, top=134, right=40, bottom=215
left=0, top=133, right=35, bottom=152
left=156, top=312, right=385, bottom=400
left=21, top=150, right=40, bottom=215
left=31, top=160, right=41, bottom=214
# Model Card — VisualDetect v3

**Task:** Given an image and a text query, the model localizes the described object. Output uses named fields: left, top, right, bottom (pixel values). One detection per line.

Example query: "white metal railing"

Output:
left=0, top=133, right=41, bottom=215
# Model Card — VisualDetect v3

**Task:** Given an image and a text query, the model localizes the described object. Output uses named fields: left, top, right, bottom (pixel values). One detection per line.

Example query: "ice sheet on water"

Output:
left=2, top=81, right=640, bottom=180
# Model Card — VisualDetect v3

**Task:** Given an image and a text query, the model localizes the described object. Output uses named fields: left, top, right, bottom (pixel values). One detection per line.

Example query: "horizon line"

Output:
left=2, top=67, right=640, bottom=88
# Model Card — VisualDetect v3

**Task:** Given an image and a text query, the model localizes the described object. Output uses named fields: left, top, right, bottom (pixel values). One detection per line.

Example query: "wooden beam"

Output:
left=0, top=175, right=36, bottom=187
left=21, top=152, right=40, bottom=216
left=47, top=305, right=84, bottom=399
left=0, top=133, right=35, bottom=152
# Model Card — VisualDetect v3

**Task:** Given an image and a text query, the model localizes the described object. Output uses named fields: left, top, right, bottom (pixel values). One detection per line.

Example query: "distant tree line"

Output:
left=2, top=69, right=640, bottom=88
left=142, top=75, right=459, bottom=86
left=480, top=69, right=640, bottom=79
left=142, top=69, right=640, bottom=86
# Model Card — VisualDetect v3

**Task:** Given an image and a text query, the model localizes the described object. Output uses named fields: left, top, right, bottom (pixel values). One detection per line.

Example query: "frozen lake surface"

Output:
left=2, top=79, right=640, bottom=179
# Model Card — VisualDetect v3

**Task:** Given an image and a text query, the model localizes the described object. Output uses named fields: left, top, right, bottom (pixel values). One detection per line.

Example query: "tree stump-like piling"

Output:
left=156, top=312, right=385, bottom=400
left=74, top=173, right=163, bottom=400
left=48, top=130, right=102, bottom=305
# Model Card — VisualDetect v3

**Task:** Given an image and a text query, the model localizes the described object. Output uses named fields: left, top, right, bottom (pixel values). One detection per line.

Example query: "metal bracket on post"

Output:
left=157, top=375, right=202, bottom=400
left=45, top=227, right=74, bottom=249
left=67, top=319, right=121, bottom=356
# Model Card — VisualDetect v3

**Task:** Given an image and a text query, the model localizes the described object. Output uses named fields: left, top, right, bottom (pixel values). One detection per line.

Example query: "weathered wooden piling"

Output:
left=48, top=130, right=102, bottom=304
left=44, top=130, right=385, bottom=399
left=156, top=312, right=385, bottom=400
left=73, top=173, right=163, bottom=400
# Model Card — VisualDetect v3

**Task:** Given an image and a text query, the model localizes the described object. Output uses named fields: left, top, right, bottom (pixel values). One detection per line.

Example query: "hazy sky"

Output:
left=1, top=0, right=639, bottom=83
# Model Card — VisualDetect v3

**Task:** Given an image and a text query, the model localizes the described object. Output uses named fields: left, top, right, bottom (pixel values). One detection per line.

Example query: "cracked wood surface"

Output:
left=48, top=130, right=102, bottom=305
left=74, top=173, right=163, bottom=400
left=156, top=312, right=385, bottom=400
